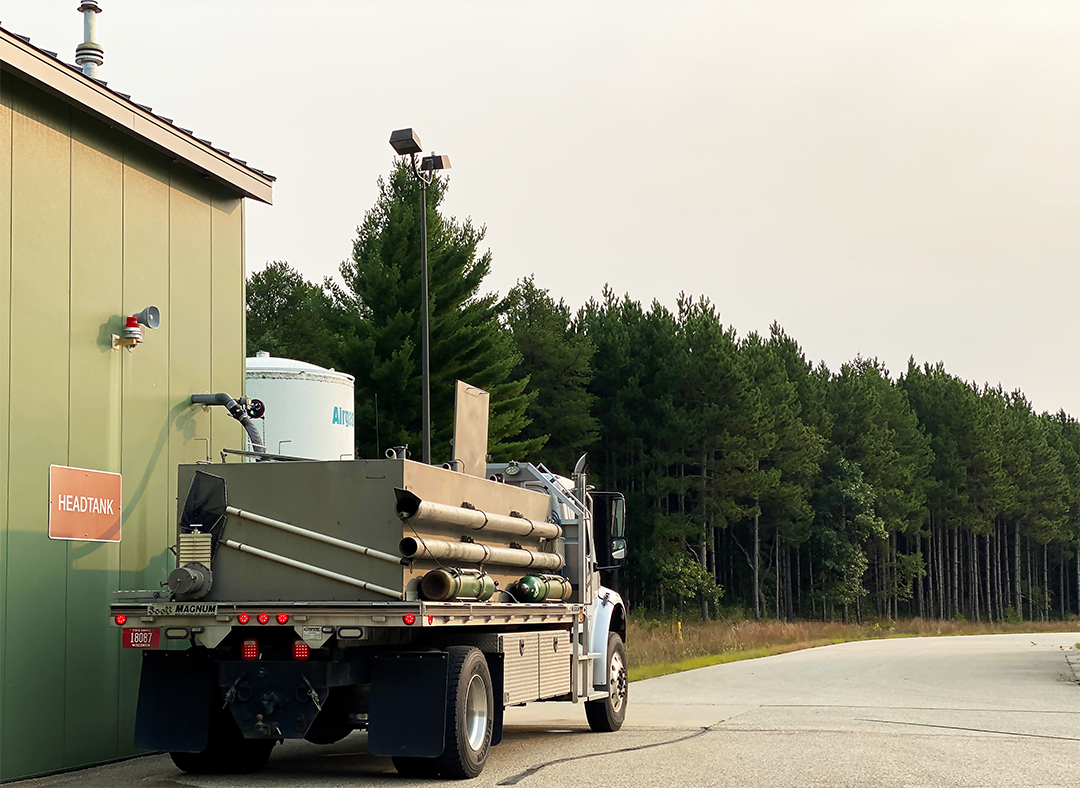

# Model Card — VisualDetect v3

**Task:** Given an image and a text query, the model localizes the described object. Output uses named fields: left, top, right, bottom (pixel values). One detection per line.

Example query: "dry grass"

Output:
left=626, top=616, right=1080, bottom=681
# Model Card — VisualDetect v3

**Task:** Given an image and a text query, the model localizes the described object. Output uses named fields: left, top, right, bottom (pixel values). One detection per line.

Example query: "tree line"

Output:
left=247, top=162, right=1080, bottom=623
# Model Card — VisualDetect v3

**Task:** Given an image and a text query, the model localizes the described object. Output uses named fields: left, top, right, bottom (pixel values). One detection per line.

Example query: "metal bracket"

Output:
left=111, top=333, right=137, bottom=352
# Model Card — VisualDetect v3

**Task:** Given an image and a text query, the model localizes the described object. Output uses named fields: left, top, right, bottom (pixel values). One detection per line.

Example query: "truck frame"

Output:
left=110, top=454, right=627, bottom=779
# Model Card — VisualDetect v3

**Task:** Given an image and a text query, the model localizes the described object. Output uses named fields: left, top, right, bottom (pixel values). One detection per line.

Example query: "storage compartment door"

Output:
left=501, top=633, right=540, bottom=705
left=538, top=630, right=571, bottom=699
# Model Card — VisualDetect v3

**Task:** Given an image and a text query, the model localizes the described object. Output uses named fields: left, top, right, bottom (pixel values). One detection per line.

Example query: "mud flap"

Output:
left=134, top=650, right=215, bottom=753
left=368, top=652, right=447, bottom=757
left=488, top=653, right=504, bottom=746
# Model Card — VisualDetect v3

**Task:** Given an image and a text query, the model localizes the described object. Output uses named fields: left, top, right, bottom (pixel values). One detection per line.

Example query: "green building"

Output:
left=0, top=25, right=273, bottom=781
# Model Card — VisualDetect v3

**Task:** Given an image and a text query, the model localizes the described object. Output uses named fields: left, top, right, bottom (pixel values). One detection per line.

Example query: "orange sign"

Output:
left=49, top=465, right=122, bottom=542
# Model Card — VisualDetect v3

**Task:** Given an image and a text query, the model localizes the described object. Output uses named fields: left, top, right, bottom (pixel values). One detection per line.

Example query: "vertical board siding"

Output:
left=211, top=189, right=245, bottom=458
left=0, top=76, right=251, bottom=780
left=0, top=67, right=12, bottom=784
left=167, top=170, right=212, bottom=517
left=64, top=113, right=125, bottom=768
left=117, top=145, right=172, bottom=757
left=4, top=79, right=72, bottom=779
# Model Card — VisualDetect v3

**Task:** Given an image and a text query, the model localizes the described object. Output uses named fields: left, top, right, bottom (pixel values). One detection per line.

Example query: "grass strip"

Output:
left=630, top=638, right=859, bottom=681
left=627, top=619, right=1080, bottom=682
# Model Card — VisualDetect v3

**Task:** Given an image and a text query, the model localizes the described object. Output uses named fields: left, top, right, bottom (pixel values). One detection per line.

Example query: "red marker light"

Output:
left=257, top=613, right=270, bottom=625
left=403, top=613, right=416, bottom=625
left=427, top=615, right=433, bottom=625
left=114, top=614, right=127, bottom=626
left=241, top=639, right=259, bottom=660
left=237, top=613, right=250, bottom=624
left=292, top=640, right=310, bottom=661
left=277, top=613, right=289, bottom=625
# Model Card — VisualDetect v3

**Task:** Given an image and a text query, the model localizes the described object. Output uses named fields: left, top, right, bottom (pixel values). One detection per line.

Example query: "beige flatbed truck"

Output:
left=109, top=455, right=627, bottom=779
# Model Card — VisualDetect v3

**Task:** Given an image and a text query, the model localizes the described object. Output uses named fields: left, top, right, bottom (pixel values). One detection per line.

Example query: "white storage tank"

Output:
left=245, top=351, right=355, bottom=460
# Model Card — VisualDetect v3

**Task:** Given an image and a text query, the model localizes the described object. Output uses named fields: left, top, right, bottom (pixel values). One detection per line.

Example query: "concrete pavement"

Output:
left=13, top=632, right=1080, bottom=787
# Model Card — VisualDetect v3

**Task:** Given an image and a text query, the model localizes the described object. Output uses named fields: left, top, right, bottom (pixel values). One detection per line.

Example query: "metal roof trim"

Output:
left=0, top=26, right=274, bottom=204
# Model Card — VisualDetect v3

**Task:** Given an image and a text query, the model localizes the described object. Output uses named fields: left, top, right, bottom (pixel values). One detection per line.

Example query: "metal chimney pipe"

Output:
left=75, top=1, right=103, bottom=78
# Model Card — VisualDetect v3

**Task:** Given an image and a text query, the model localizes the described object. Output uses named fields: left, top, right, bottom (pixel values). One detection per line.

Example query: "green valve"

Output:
left=514, top=573, right=572, bottom=602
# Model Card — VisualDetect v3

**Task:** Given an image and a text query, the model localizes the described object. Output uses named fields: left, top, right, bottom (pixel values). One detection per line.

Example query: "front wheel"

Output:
left=436, top=646, right=493, bottom=779
left=585, top=632, right=628, bottom=732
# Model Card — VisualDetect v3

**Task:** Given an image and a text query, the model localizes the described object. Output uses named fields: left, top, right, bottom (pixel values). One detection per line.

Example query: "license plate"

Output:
left=146, top=603, right=218, bottom=617
left=123, top=628, right=160, bottom=649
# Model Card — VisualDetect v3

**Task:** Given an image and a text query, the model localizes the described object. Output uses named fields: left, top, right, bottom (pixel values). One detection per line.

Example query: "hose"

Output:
left=190, top=393, right=265, bottom=455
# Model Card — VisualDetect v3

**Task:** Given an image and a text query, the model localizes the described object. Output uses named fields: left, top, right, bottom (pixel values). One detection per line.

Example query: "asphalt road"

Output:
left=15, top=632, right=1080, bottom=788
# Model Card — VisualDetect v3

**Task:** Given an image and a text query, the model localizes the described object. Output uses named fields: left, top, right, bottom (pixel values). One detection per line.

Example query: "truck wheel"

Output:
left=170, top=704, right=275, bottom=774
left=435, top=646, right=493, bottom=779
left=392, top=756, right=441, bottom=778
left=585, top=632, right=627, bottom=732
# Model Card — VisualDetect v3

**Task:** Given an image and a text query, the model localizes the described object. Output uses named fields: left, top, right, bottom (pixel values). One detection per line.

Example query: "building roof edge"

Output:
left=0, top=25, right=274, bottom=204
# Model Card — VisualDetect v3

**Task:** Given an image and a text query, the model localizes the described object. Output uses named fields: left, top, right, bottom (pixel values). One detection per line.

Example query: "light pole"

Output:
left=389, top=128, right=451, bottom=465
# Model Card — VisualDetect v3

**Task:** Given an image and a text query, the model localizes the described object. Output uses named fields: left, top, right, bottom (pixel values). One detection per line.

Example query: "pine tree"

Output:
left=742, top=329, right=824, bottom=619
left=246, top=261, right=337, bottom=367
left=504, top=276, right=598, bottom=471
left=330, top=161, right=541, bottom=462
left=821, top=358, right=931, bottom=619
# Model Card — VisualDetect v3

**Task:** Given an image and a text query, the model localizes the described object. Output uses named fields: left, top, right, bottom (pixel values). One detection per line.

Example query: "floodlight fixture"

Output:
left=389, top=128, right=423, bottom=156
left=420, top=154, right=451, bottom=172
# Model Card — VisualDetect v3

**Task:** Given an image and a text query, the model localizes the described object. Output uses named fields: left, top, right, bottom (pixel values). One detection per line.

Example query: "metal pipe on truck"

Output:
left=226, top=506, right=405, bottom=566
left=222, top=539, right=403, bottom=599
left=420, top=568, right=497, bottom=601
left=399, top=536, right=564, bottom=571
left=395, top=489, right=562, bottom=540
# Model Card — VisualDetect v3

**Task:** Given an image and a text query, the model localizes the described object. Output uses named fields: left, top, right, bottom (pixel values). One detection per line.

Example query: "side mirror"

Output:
left=591, top=491, right=627, bottom=570
left=612, top=497, right=625, bottom=539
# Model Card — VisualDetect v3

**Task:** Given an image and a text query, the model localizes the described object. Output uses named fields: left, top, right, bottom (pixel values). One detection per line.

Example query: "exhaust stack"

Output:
left=75, top=1, right=104, bottom=78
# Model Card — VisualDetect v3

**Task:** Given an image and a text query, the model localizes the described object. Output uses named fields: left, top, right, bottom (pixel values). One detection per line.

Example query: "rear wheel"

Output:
left=435, top=646, right=493, bottom=779
left=585, top=632, right=627, bottom=732
left=170, top=703, right=275, bottom=774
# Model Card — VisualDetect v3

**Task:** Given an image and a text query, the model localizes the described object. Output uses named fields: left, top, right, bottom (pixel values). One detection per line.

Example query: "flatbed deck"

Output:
left=109, top=599, right=583, bottom=630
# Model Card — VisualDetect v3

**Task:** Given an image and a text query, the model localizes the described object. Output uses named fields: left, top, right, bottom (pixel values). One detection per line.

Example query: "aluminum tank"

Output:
left=245, top=351, right=356, bottom=460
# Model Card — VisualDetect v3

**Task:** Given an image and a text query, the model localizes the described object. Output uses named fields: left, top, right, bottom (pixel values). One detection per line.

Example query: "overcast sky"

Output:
left=5, top=1, right=1078, bottom=416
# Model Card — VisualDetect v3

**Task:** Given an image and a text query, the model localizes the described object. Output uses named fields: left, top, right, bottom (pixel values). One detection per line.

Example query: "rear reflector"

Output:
left=257, top=613, right=270, bottom=625
left=114, top=614, right=127, bottom=626
left=293, top=640, right=310, bottom=660
left=277, top=613, right=289, bottom=625
left=237, top=613, right=250, bottom=625
left=241, top=639, right=259, bottom=660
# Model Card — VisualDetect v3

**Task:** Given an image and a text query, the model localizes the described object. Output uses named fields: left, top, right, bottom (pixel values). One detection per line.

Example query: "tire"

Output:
left=393, top=756, right=442, bottom=778
left=435, top=646, right=493, bottom=779
left=585, top=632, right=628, bottom=732
left=170, top=703, right=275, bottom=774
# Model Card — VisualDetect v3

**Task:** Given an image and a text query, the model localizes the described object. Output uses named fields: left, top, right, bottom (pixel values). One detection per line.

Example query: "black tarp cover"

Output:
left=179, top=471, right=227, bottom=532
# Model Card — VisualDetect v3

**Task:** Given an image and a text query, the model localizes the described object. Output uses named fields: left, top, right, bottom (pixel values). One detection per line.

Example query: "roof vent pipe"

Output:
left=75, top=1, right=104, bottom=78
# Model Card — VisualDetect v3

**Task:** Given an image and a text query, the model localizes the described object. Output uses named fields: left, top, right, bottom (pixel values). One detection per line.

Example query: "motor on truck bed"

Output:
left=110, top=379, right=629, bottom=780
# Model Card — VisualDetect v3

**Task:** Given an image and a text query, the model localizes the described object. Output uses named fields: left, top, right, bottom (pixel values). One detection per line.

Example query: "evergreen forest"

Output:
left=247, top=162, right=1080, bottom=625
